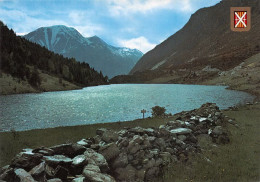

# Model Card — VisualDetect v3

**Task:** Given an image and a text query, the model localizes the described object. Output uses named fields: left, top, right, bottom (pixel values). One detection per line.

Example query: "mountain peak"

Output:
left=24, top=25, right=143, bottom=78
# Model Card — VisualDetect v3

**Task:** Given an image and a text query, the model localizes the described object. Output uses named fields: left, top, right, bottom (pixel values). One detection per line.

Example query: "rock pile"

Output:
left=0, top=103, right=232, bottom=182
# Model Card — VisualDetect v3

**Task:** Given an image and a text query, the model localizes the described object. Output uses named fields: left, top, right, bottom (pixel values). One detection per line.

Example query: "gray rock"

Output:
left=0, top=167, right=14, bottom=181
left=145, top=167, right=159, bottom=181
left=77, top=139, right=91, bottom=147
left=83, top=165, right=115, bottom=182
left=32, top=147, right=54, bottom=156
left=159, top=152, right=172, bottom=165
left=99, top=143, right=120, bottom=161
left=50, top=143, right=86, bottom=158
left=142, top=138, right=152, bottom=149
left=83, top=164, right=100, bottom=173
left=144, top=158, right=155, bottom=169
left=72, top=155, right=87, bottom=167
left=96, top=128, right=107, bottom=136
left=167, top=120, right=183, bottom=128
left=132, top=135, right=143, bottom=144
left=53, top=165, right=68, bottom=180
left=14, top=168, right=36, bottom=182
left=117, top=129, right=128, bottom=137
left=29, top=162, right=45, bottom=180
left=170, top=128, right=192, bottom=135
left=154, top=138, right=166, bottom=149
left=128, top=141, right=141, bottom=154
left=43, top=155, right=72, bottom=167
left=45, top=164, right=55, bottom=178
left=101, top=130, right=119, bottom=143
left=114, top=164, right=136, bottom=182
left=72, top=177, right=85, bottom=182
left=136, top=168, right=146, bottom=181
left=178, top=135, right=187, bottom=141
left=112, top=152, right=128, bottom=169
left=84, top=148, right=109, bottom=172
left=47, top=178, right=62, bottom=182
left=117, top=137, right=129, bottom=148
left=129, top=127, right=145, bottom=135
left=212, top=126, right=223, bottom=135
left=11, top=152, right=43, bottom=170
left=143, top=128, right=155, bottom=136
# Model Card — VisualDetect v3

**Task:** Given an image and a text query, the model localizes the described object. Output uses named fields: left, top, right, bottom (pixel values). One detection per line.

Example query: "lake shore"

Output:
left=0, top=100, right=260, bottom=181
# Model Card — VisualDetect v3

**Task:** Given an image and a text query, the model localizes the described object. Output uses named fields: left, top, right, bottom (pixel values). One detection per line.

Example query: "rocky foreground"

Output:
left=0, top=103, right=234, bottom=182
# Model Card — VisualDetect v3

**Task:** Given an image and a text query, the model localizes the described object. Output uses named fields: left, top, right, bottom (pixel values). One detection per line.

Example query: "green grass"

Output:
left=161, top=103, right=260, bottom=182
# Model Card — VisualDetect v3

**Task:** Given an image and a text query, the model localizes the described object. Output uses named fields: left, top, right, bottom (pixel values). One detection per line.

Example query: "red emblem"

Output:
left=230, top=7, right=251, bottom=32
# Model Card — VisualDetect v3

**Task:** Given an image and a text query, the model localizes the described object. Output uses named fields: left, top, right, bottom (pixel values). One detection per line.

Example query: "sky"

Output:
left=0, top=0, right=221, bottom=53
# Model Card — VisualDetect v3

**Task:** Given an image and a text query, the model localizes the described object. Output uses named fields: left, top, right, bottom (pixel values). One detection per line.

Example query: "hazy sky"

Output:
left=0, top=0, right=221, bottom=53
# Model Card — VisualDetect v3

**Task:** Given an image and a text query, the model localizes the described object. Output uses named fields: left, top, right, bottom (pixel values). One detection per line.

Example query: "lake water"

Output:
left=0, top=84, right=255, bottom=132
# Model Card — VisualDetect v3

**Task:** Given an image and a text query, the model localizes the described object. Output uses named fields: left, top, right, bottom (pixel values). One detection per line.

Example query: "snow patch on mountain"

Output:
left=44, top=28, right=50, bottom=50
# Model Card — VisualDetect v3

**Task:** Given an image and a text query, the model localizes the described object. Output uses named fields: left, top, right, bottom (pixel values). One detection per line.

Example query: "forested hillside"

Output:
left=0, top=21, right=108, bottom=90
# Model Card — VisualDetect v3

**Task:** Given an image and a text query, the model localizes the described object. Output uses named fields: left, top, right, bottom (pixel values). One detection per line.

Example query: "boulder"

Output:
left=136, top=168, right=146, bottom=181
left=132, top=135, right=144, bottom=144
left=144, top=158, right=156, bottom=169
left=0, top=167, right=14, bottom=181
left=77, top=139, right=91, bottom=147
left=159, top=152, right=172, bottom=165
left=14, top=168, right=36, bottom=182
left=167, top=120, right=183, bottom=128
left=72, top=155, right=87, bottom=167
left=83, top=164, right=115, bottom=182
left=53, top=165, right=68, bottom=180
left=178, top=135, right=187, bottom=141
left=47, top=178, right=62, bottom=182
left=84, top=148, right=109, bottom=172
left=145, top=167, right=160, bottom=181
left=128, top=141, right=141, bottom=154
left=43, top=155, right=72, bottom=168
left=72, top=177, right=85, bottom=182
left=32, top=147, right=54, bottom=156
left=11, top=151, right=43, bottom=170
left=114, top=164, right=136, bottom=182
left=29, top=162, right=45, bottom=180
left=99, top=143, right=120, bottom=162
left=50, top=144, right=86, bottom=158
left=128, top=127, right=145, bottom=135
left=101, top=130, right=119, bottom=143
left=45, top=164, right=55, bottom=179
left=143, top=128, right=155, bottom=136
left=117, top=137, right=129, bottom=148
left=212, top=126, right=223, bottom=135
left=96, top=128, right=107, bottom=136
left=170, top=128, right=192, bottom=135
left=112, top=152, right=128, bottom=169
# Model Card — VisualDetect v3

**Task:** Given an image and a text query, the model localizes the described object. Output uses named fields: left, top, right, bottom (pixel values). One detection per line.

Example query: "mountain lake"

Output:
left=0, top=84, right=255, bottom=132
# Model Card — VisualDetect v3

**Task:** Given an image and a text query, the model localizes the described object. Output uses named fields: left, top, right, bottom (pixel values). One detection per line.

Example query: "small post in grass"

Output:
left=141, top=109, right=146, bottom=119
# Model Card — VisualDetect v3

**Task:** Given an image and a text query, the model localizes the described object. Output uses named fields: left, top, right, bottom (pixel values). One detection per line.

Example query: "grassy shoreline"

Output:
left=0, top=86, right=259, bottom=181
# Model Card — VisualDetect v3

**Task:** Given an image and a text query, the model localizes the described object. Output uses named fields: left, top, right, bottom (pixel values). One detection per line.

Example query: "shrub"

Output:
left=151, top=106, right=166, bottom=117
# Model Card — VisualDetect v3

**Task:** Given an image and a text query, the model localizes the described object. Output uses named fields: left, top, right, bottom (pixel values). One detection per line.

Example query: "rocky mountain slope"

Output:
left=130, top=0, right=260, bottom=75
left=24, top=25, right=143, bottom=78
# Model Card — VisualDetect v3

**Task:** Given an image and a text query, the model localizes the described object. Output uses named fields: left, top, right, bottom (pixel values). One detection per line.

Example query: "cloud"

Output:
left=0, top=8, right=67, bottom=34
left=0, top=8, right=103, bottom=38
left=105, top=0, right=192, bottom=16
left=74, top=25, right=103, bottom=37
left=69, top=11, right=86, bottom=24
left=16, top=32, right=28, bottom=36
left=118, top=36, right=156, bottom=53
